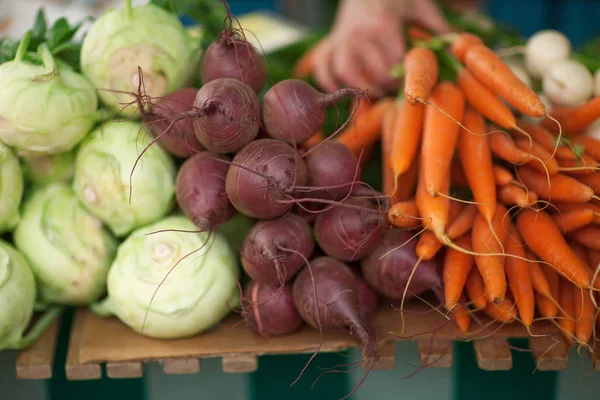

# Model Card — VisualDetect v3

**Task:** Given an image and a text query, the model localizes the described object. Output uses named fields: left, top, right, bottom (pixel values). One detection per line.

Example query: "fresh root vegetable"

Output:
left=542, top=59, right=593, bottom=107
left=262, top=79, right=365, bottom=144
left=516, top=123, right=579, bottom=161
left=450, top=32, right=484, bottom=63
left=552, top=208, right=595, bottom=234
left=543, top=96, right=600, bottom=134
left=390, top=99, right=425, bottom=180
left=350, top=268, right=379, bottom=323
left=241, top=281, right=304, bottom=337
left=482, top=298, right=518, bottom=323
left=568, top=225, right=600, bottom=251
left=557, top=278, right=576, bottom=342
left=446, top=204, right=478, bottom=240
left=241, top=214, right=314, bottom=285
left=443, top=235, right=474, bottom=310
left=504, top=224, right=534, bottom=327
left=387, top=201, right=420, bottom=229
left=465, top=268, right=487, bottom=310
left=524, top=30, right=572, bottom=79
left=415, top=231, right=443, bottom=261
left=516, top=167, right=598, bottom=203
left=497, top=184, right=538, bottom=208
left=403, top=47, right=439, bottom=105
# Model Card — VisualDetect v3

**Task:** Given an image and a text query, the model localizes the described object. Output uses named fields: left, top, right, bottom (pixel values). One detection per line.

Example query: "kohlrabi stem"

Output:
left=90, top=297, right=116, bottom=317
left=14, top=30, right=32, bottom=62
left=38, top=44, right=57, bottom=75
left=124, top=0, right=133, bottom=20
left=17, top=305, right=64, bottom=349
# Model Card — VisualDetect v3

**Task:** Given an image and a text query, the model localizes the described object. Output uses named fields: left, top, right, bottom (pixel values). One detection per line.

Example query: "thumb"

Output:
left=411, top=0, right=452, bottom=35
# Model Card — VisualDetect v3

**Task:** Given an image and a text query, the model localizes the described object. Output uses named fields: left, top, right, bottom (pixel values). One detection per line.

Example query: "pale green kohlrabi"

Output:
left=0, top=239, right=63, bottom=350
left=0, top=32, right=99, bottom=153
left=20, top=148, right=76, bottom=186
left=80, top=0, right=201, bottom=117
left=0, top=140, right=23, bottom=232
left=14, top=183, right=117, bottom=306
left=72, top=120, right=176, bottom=237
left=92, top=216, right=240, bottom=339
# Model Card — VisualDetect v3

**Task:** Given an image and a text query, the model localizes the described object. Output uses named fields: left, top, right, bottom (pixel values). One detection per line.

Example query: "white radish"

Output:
left=507, top=61, right=532, bottom=89
left=584, top=118, right=600, bottom=141
left=594, top=69, right=600, bottom=97
left=542, top=59, right=593, bottom=107
left=524, top=30, right=572, bottom=79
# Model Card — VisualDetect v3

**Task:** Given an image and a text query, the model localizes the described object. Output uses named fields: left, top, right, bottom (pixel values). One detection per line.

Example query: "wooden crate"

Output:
left=15, top=318, right=61, bottom=380
left=63, top=300, right=581, bottom=380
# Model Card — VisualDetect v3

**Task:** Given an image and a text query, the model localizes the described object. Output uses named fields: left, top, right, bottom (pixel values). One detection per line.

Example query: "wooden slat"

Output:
left=473, top=338, right=512, bottom=371
left=65, top=309, right=101, bottom=381
left=369, top=342, right=396, bottom=370
left=529, top=335, right=568, bottom=371
left=162, top=358, right=200, bottom=374
left=594, top=341, right=600, bottom=371
left=417, top=339, right=453, bottom=368
left=15, top=319, right=60, bottom=379
left=106, top=362, right=143, bottom=378
left=222, top=355, right=258, bottom=373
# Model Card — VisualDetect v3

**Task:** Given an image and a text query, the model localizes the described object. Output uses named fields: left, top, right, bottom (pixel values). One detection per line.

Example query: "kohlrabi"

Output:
left=72, top=120, right=176, bottom=237
left=14, top=183, right=117, bottom=306
left=20, top=148, right=76, bottom=186
left=91, top=215, right=240, bottom=339
left=80, top=0, right=201, bottom=117
left=0, top=239, right=63, bottom=350
left=0, top=32, right=98, bottom=153
left=0, top=141, right=23, bottom=232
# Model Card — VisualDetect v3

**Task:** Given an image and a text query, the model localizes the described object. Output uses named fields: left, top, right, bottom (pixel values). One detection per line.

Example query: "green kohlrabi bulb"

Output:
left=0, top=140, right=23, bottom=232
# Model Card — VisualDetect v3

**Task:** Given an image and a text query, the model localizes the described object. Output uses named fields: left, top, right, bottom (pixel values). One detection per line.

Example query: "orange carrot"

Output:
left=453, top=299, right=471, bottom=333
left=420, top=82, right=466, bottom=196
left=552, top=208, right=595, bottom=234
left=415, top=230, right=443, bottom=261
left=578, top=173, right=600, bottom=195
left=407, top=25, right=432, bottom=40
left=558, top=279, right=576, bottom=342
left=573, top=136, right=600, bottom=161
left=388, top=201, right=420, bottom=229
left=516, top=208, right=591, bottom=288
left=514, top=138, right=560, bottom=176
left=489, top=131, right=537, bottom=166
left=517, top=123, right=578, bottom=160
left=449, top=201, right=464, bottom=224
left=404, top=48, right=439, bottom=105
left=568, top=225, right=600, bottom=251
left=504, top=224, right=534, bottom=326
left=447, top=204, right=478, bottom=239
left=450, top=158, right=470, bottom=188
left=483, top=298, right=518, bottom=323
left=464, top=44, right=546, bottom=117
left=395, top=156, right=419, bottom=202
left=493, top=165, right=514, bottom=186
left=552, top=201, right=600, bottom=224
left=390, top=100, right=425, bottom=177
left=443, top=234, right=474, bottom=310
left=516, top=167, right=597, bottom=203
left=558, top=155, right=599, bottom=176
left=304, top=131, right=324, bottom=147
left=382, top=104, right=400, bottom=205
left=536, top=292, right=558, bottom=318
left=497, top=184, right=538, bottom=208
left=573, top=287, right=594, bottom=344
left=465, top=268, right=487, bottom=310
left=588, top=249, right=600, bottom=271
left=542, top=96, right=600, bottom=134
left=536, top=265, right=560, bottom=318
left=526, top=251, right=551, bottom=298
left=415, top=167, right=450, bottom=240
left=292, top=41, right=320, bottom=78
left=336, top=98, right=395, bottom=156
left=458, top=107, right=496, bottom=221
left=471, top=204, right=509, bottom=304
left=450, top=32, right=484, bottom=62
left=543, top=264, right=561, bottom=305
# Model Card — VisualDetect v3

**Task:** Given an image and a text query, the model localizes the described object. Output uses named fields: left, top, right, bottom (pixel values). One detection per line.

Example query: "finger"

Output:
left=412, top=0, right=452, bottom=35
left=333, top=42, right=384, bottom=98
left=373, top=15, right=406, bottom=66
left=311, top=40, right=340, bottom=94
left=354, top=38, right=394, bottom=89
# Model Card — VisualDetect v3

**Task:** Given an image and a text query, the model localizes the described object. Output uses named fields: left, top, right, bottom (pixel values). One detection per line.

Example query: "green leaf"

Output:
left=47, top=18, right=72, bottom=49
left=31, top=8, right=47, bottom=46
left=0, top=37, right=20, bottom=64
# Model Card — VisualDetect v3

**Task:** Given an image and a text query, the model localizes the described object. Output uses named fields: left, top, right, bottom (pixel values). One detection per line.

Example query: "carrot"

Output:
left=578, top=173, right=600, bottom=195
left=498, top=184, right=538, bottom=208
left=483, top=298, right=518, bottom=323
left=292, top=41, right=320, bottom=78
left=536, top=265, right=560, bottom=318
left=463, top=44, right=546, bottom=117
left=443, top=234, right=474, bottom=310
left=415, top=230, right=443, bottom=261
left=536, top=292, right=558, bottom=318
left=390, top=100, right=425, bottom=177
left=551, top=201, right=600, bottom=224
left=568, top=225, right=600, bottom=251
left=558, top=279, right=576, bottom=342
left=336, top=98, right=395, bottom=156
left=382, top=104, right=400, bottom=206
left=514, top=138, right=560, bottom=176
left=558, top=155, right=599, bottom=176
left=453, top=299, right=471, bottom=333
left=471, top=204, right=509, bottom=304
left=573, top=287, right=594, bottom=344
left=493, top=165, right=514, bottom=186
left=552, top=208, right=595, bottom=234
left=489, top=131, right=538, bottom=167
left=404, top=47, right=439, bottom=105
left=447, top=204, right=478, bottom=240
left=573, top=136, right=600, bottom=161
left=395, top=156, right=419, bottom=202
left=543, top=264, right=561, bottom=304
left=517, top=123, right=578, bottom=160
left=526, top=251, right=551, bottom=298
left=450, top=32, right=484, bottom=62
left=450, top=158, right=470, bottom=188
left=407, top=25, right=432, bottom=40
left=304, top=131, right=324, bottom=147
left=388, top=201, right=420, bottom=229
left=516, top=208, right=591, bottom=288
left=415, top=167, right=450, bottom=240
left=542, top=96, right=600, bottom=134
left=449, top=200, right=464, bottom=224
left=589, top=249, right=600, bottom=271
left=516, top=167, right=597, bottom=203
left=458, top=107, right=496, bottom=221
left=465, top=268, right=487, bottom=310
left=503, top=224, right=534, bottom=326
left=420, top=82, right=466, bottom=196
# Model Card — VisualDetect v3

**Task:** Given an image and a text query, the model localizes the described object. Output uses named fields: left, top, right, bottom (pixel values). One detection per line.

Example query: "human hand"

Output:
left=312, top=0, right=451, bottom=97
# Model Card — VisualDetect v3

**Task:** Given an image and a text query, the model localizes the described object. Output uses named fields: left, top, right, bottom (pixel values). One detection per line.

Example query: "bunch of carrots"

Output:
left=297, top=31, right=600, bottom=350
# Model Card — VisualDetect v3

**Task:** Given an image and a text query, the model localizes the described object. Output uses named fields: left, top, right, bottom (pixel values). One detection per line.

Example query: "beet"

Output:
left=201, top=30, right=266, bottom=94
left=262, top=79, right=363, bottom=144
left=292, top=256, right=377, bottom=357
left=226, top=139, right=308, bottom=219
left=314, top=195, right=385, bottom=262
left=360, top=229, right=443, bottom=301
left=176, top=152, right=236, bottom=230
left=143, top=87, right=203, bottom=158
left=242, top=281, right=304, bottom=336
left=241, top=214, right=314, bottom=285
left=303, top=141, right=361, bottom=200
left=351, top=268, right=379, bottom=323
left=193, top=78, right=260, bottom=154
